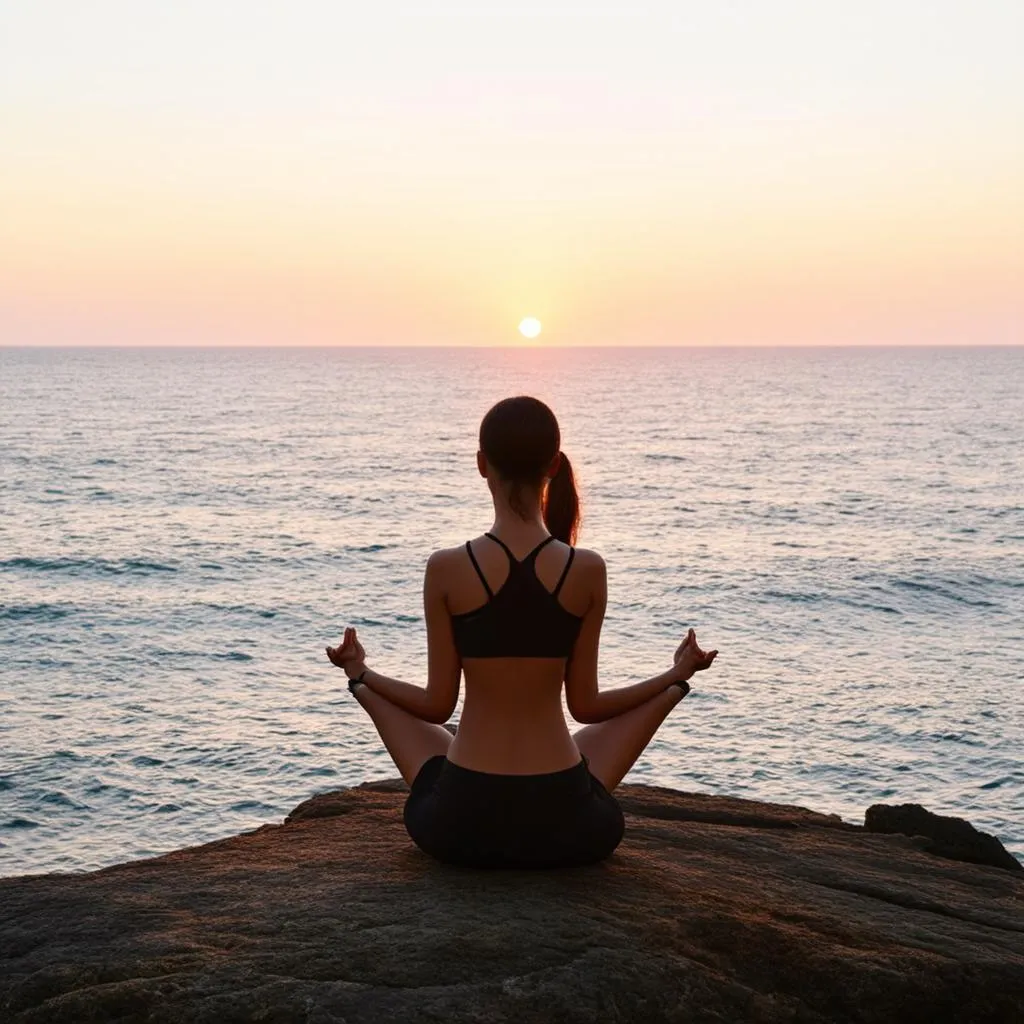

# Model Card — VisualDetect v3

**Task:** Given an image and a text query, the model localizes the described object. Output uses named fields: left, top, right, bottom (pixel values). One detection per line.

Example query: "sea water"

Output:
left=1, top=345, right=1021, bottom=874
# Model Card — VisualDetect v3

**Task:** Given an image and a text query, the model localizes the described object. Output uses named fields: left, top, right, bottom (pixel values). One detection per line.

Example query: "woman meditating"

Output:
left=326, top=396, right=717, bottom=868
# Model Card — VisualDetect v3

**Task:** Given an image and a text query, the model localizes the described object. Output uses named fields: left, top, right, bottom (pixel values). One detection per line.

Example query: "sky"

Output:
left=2, top=1, right=1022, bottom=346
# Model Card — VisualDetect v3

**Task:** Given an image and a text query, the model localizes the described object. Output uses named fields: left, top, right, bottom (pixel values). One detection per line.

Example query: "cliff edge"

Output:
left=1, top=782, right=1022, bottom=1023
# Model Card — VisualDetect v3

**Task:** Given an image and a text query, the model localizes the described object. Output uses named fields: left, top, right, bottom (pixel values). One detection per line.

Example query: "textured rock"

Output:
left=1, top=781, right=1022, bottom=1023
left=865, top=802, right=1022, bottom=872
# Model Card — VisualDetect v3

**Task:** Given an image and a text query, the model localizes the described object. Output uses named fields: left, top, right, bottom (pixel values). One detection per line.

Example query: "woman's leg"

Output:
left=351, top=684, right=454, bottom=786
left=572, top=686, right=687, bottom=792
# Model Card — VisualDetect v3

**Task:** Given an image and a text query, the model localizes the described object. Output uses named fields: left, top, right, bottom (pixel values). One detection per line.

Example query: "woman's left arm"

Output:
left=334, top=553, right=462, bottom=723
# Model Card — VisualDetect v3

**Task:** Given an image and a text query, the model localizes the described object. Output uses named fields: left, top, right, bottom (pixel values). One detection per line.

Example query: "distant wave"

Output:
left=0, top=557, right=178, bottom=575
left=885, top=577, right=999, bottom=608
left=149, top=648, right=255, bottom=662
left=0, top=603, right=74, bottom=622
left=200, top=602, right=277, bottom=618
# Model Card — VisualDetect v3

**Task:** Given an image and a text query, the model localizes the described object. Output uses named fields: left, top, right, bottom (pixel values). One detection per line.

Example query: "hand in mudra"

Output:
left=326, top=627, right=367, bottom=679
left=673, top=628, right=717, bottom=682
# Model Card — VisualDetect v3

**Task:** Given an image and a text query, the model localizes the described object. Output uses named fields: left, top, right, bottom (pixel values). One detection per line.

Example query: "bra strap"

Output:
left=484, top=532, right=517, bottom=563
left=552, top=547, right=576, bottom=597
left=465, top=540, right=494, bottom=599
left=486, top=532, right=556, bottom=565
left=525, top=535, right=557, bottom=563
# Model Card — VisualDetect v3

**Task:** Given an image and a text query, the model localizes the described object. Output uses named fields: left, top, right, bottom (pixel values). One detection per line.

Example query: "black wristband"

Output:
left=347, top=669, right=367, bottom=696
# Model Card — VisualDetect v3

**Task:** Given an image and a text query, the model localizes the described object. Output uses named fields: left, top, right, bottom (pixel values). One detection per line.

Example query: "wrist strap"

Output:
left=348, top=669, right=367, bottom=696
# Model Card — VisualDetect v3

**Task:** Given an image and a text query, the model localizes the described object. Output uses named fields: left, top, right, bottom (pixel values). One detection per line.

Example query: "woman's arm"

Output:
left=564, top=555, right=710, bottom=724
left=328, top=552, right=461, bottom=724
left=356, top=667, right=439, bottom=720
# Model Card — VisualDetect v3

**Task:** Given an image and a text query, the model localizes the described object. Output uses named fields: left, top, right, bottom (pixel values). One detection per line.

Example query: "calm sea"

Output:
left=1, top=346, right=1022, bottom=875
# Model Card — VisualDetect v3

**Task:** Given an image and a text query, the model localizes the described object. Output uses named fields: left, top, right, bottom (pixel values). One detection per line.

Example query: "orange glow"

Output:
left=2, top=77, right=1022, bottom=346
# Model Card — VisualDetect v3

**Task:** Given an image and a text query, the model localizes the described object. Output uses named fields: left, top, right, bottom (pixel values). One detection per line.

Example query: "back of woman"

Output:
left=326, top=395, right=717, bottom=868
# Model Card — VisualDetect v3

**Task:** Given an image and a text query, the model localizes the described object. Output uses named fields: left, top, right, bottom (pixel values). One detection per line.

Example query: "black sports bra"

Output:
left=450, top=533, right=584, bottom=659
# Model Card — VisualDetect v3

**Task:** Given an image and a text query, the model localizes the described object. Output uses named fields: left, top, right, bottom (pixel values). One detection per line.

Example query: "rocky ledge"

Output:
left=1, top=782, right=1021, bottom=1023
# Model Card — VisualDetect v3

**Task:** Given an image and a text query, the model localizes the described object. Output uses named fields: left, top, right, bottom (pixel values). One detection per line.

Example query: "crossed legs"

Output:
left=349, top=683, right=687, bottom=791
left=349, top=685, right=456, bottom=786
left=571, top=685, right=687, bottom=791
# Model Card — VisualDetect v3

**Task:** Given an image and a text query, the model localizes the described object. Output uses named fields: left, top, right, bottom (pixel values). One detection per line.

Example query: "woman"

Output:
left=326, top=395, right=717, bottom=868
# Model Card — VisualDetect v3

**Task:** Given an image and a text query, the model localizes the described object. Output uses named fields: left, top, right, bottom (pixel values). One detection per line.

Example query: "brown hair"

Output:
left=479, top=396, right=580, bottom=545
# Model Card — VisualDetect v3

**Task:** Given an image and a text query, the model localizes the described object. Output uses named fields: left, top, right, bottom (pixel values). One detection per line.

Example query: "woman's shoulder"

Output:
left=424, top=539, right=605, bottom=567
left=568, top=545, right=606, bottom=576
left=425, top=544, right=467, bottom=570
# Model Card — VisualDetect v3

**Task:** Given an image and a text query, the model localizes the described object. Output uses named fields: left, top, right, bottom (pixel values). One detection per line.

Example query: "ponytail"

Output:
left=543, top=451, right=580, bottom=545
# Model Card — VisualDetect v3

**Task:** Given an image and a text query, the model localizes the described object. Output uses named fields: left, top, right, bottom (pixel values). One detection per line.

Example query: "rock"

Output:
left=865, top=802, right=1022, bottom=872
left=1, top=783, right=1022, bottom=1023
left=286, top=778, right=407, bottom=822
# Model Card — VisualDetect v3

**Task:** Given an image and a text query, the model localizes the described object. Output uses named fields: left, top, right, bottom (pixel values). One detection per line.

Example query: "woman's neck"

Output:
left=490, top=501, right=546, bottom=538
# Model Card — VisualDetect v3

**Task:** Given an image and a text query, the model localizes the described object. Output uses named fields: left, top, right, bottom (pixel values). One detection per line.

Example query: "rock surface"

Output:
left=1, top=781, right=1022, bottom=1023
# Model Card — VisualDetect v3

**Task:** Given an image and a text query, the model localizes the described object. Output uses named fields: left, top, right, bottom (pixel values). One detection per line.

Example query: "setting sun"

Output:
left=518, top=318, right=542, bottom=340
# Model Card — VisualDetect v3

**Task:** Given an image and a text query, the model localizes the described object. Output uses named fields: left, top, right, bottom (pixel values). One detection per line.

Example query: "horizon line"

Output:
left=2, top=342, right=1022, bottom=351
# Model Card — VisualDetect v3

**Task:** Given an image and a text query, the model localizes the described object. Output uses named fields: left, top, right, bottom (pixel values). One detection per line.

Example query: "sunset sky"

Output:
left=2, top=2, right=1022, bottom=346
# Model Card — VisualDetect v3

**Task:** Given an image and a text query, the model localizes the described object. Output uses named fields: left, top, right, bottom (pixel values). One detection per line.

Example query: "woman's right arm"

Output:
left=564, top=555, right=715, bottom=724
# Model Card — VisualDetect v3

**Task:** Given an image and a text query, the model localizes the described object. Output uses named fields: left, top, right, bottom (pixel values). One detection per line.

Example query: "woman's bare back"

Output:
left=438, top=533, right=598, bottom=773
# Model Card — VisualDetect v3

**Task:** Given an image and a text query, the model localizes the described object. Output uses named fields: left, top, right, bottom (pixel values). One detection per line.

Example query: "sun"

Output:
left=518, top=317, right=542, bottom=339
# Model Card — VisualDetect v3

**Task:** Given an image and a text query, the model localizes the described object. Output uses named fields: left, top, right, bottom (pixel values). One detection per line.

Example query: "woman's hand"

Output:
left=672, top=628, right=717, bottom=683
left=326, top=627, right=367, bottom=680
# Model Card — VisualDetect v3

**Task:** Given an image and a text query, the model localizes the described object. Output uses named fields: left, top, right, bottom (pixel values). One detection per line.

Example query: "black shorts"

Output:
left=403, top=754, right=625, bottom=869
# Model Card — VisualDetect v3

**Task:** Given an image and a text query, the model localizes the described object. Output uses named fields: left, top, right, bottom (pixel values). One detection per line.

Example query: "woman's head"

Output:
left=478, top=396, right=580, bottom=545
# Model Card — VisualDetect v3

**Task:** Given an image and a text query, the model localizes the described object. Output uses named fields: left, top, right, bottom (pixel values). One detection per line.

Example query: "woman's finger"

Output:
left=675, top=630, right=694, bottom=660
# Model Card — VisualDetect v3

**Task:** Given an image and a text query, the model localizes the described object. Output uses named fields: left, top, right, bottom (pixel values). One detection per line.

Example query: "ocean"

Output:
left=1, top=345, right=1021, bottom=875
